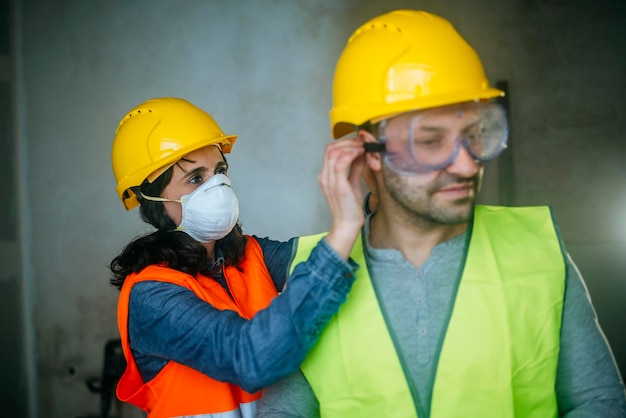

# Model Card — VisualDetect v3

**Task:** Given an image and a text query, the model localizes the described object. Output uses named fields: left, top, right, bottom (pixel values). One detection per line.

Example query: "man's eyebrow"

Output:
left=415, top=125, right=446, bottom=133
left=416, top=119, right=481, bottom=133
left=461, top=119, right=481, bottom=133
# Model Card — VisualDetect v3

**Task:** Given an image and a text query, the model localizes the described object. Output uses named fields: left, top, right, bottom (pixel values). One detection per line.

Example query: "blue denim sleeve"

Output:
left=128, top=237, right=357, bottom=393
left=252, top=235, right=297, bottom=292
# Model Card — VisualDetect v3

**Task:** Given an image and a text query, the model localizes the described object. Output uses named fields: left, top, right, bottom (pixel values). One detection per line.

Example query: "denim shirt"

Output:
left=127, top=235, right=357, bottom=393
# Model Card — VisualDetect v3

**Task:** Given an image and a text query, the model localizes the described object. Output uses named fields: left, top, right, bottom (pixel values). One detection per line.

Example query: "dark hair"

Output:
left=109, top=158, right=247, bottom=290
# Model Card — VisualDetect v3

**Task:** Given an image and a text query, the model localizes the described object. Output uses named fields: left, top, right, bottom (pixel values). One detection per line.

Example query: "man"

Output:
left=257, top=10, right=626, bottom=417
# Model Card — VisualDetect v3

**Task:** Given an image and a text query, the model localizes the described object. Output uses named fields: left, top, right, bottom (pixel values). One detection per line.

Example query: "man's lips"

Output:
left=436, top=183, right=474, bottom=198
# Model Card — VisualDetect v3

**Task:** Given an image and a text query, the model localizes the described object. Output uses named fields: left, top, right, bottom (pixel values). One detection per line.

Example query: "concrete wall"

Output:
left=4, top=0, right=625, bottom=416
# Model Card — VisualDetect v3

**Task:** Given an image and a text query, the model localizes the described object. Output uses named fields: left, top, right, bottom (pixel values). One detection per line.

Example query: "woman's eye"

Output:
left=216, top=166, right=228, bottom=175
left=188, top=175, right=203, bottom=184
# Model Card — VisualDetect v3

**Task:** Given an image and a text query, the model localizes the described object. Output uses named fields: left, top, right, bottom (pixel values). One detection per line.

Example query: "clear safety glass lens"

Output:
left=376, top=102, right=508, bottom=174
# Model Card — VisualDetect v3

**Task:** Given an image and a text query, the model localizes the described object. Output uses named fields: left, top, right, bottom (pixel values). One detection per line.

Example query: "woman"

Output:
left=110, top=97, right=366, bottom=417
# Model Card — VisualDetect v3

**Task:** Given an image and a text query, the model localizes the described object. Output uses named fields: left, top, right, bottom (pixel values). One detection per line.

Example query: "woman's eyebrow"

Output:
left=187, top=166, right=206, bottom=176
left=174, top=157, right=196, bottom=173
left=175, top=166, right=206, bottom=184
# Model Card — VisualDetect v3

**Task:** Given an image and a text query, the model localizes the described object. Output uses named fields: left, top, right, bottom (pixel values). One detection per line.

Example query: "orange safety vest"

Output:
left=116, top=236, right=278, bottom=418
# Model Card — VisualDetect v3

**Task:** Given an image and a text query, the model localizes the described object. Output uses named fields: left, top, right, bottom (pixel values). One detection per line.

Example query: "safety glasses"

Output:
left=364, top=102, right=508, bottom=175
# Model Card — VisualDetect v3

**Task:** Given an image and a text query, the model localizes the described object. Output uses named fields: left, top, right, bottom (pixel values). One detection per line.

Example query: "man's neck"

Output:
left=368, top=208, right=468, bottom=268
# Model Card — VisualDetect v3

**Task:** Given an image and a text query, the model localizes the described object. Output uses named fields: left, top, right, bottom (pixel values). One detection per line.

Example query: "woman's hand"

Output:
left=318, top=138, right=366, bottom=260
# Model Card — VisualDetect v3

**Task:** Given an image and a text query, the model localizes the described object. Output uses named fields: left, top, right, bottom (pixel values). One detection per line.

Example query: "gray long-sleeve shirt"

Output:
left=257, top=216, right=626, bottom=417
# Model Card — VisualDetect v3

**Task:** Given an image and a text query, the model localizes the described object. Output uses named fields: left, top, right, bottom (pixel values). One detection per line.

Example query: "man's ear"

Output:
left=357, top=129, right=381, bottom=214
left=357, top=129, right=382, bottom=172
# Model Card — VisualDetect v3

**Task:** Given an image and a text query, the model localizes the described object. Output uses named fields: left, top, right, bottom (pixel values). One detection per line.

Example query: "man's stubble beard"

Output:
left=382, top=164, right=483, bottom=227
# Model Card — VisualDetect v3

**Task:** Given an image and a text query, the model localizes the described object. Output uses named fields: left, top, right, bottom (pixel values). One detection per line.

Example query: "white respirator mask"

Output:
left=142, top=173, right=239, bottom=243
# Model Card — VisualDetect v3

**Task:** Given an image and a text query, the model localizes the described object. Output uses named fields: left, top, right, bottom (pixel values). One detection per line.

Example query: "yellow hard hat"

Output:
left=330, top=10, right=504, bottom=139
left=112, top=97, right=237, bottom=210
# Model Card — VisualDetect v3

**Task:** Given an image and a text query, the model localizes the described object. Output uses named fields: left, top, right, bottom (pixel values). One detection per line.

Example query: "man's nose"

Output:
left=446, top=145, right=481, bottom=177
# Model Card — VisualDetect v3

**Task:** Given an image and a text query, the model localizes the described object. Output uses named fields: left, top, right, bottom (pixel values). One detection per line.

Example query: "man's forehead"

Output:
left=412, top=102, right=478, bottom=118
left=387, top=102, right=480, bottom=128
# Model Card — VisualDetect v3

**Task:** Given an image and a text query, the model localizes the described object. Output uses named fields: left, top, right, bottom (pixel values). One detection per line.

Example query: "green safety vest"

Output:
left=290, top=206, right=565, bottom=417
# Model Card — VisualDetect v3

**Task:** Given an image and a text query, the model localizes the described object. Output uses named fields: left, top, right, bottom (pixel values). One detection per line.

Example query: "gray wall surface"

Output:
left=2, top=0, right=625, bottom=417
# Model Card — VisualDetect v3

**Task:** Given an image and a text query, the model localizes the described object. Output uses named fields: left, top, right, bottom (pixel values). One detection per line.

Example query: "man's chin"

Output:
left=435, top=200, right=474, bottom=225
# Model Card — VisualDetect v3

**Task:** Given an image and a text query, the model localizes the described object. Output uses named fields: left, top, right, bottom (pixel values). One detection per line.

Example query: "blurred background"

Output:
left=1, top=0, right=624, bottom=417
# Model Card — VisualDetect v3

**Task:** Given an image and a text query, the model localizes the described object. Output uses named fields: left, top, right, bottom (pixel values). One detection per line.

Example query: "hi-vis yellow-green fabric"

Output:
left=289, top=206, right=566, bottom=418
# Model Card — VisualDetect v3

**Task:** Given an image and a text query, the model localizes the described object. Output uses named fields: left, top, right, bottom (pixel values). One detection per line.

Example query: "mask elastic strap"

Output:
left=140, top=193, right=182, bottom=203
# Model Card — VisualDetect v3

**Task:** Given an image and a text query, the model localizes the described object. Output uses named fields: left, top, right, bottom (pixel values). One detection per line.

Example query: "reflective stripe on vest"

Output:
left=292, top=206, right=565, bottom=417
left=177, top=399, right=257, bottom=417
left=117, top=236, right=278, bottom=418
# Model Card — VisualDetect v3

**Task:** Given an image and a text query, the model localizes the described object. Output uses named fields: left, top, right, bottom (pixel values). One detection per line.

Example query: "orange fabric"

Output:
left=116, top=236, right=278, bottom=417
